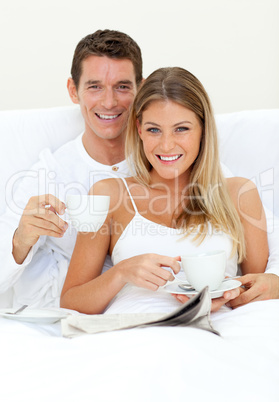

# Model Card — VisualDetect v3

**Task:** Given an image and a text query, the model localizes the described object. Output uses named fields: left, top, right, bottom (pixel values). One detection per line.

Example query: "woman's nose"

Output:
left=160, top=133, right=175, bottom=152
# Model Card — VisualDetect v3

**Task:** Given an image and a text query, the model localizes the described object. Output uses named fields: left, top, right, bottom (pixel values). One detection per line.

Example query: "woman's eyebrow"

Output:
left=173, top=120, right=193, bottom=126
left=144, top=121, right=160, bottom=126
left=143, top=120, right=193, bottom=126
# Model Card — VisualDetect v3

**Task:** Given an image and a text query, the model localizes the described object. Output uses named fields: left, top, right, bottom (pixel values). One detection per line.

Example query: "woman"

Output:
left=60, top=67, right=268, bottom=314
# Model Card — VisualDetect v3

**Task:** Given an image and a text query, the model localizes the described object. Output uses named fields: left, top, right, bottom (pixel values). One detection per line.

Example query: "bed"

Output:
left=0, top=106, right=279, bottom=401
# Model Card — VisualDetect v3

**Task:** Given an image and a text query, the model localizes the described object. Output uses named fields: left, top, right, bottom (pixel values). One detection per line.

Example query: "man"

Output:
left=0, top=29, right=278, bottom=308
left=0, top=30, right=142, bottom=307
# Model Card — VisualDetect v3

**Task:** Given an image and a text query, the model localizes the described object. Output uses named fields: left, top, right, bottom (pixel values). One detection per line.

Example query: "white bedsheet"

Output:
left=1, top=300, right=279, bottom=402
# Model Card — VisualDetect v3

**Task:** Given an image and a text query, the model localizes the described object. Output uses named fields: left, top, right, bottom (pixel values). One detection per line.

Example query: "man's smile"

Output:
left=95, top=113, right=121, bottom=120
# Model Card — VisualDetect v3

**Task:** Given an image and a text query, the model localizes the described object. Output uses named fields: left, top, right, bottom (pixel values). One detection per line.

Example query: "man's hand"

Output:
left=227, top=273, right=279, bottom=308
left=12, top=194, right=68, bottom=264
left=172, top=287, right=241, bottom=312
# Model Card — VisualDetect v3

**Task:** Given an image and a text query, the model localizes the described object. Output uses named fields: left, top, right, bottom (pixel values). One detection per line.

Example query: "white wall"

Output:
left=0, top=0, right=278, bottom=113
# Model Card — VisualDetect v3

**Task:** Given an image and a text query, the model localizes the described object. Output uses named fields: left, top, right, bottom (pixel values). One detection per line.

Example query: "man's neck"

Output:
left=82, top=132, right=126, bottom=166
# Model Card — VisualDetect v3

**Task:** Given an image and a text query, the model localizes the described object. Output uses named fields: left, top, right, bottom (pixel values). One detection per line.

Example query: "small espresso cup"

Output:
left=66, top=195, right=110, bottom=232
left=180, top=250, right=226, bottom=291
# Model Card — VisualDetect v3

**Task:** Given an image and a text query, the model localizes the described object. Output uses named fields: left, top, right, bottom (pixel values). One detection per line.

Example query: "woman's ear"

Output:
left=136, top=119, right=142, bottom=138
left=67, top=78, right=79, bottom=104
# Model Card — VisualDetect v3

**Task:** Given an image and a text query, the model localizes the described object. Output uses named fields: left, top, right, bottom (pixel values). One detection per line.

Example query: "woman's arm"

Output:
left=60, top=178, right=180, bottom=314
left=227, top=177, right=268, bottom=275
left=60, top=179, right=126, bottom=314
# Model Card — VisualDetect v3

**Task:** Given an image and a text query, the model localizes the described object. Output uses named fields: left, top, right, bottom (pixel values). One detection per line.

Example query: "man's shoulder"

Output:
left=37, top=134, right=82, bottom=167
left=52, top=134, right=81, bottom=157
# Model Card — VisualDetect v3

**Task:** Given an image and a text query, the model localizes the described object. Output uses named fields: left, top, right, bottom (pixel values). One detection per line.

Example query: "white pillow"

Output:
left=216, top=109, right=279, bottom=216
left=0, top=106, right=84, bottom=215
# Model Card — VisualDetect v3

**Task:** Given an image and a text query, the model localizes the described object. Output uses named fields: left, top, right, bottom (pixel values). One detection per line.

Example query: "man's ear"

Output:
left=67, top=78, right=79, bottom=104
left=138, top=78, right=145, bottom=89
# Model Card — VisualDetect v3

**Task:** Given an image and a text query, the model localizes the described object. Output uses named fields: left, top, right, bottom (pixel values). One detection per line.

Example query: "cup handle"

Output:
left=169, top=262, right=192, bottom=286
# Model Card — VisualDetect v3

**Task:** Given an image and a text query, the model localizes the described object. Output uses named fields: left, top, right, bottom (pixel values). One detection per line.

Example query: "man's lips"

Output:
left=95, top=113, right=121, bottom=120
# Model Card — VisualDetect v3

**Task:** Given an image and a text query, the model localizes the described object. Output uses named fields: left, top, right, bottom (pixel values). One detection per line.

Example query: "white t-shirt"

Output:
left=0, top=134, right=131, bottom=307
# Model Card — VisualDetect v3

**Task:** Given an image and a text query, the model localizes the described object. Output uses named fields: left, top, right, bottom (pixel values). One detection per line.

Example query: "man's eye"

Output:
left=118, top=85, right=130, bottom=90
left=88, top=85, right=99, bottom=90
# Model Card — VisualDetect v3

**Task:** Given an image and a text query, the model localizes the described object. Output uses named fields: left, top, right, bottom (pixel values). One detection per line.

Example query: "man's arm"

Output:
left=264, top=208, right=279, bottom=275
left=229, top=209, right=279, bottom=308
left=228, top=273, right=279, bottom=308
left=0, top=151, right=68, bottom=293
left=222, top=163, right=279, bottom=306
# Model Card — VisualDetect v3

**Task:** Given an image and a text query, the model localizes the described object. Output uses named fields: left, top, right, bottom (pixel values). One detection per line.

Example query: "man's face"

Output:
left=68, top=55, right=138, bottom=141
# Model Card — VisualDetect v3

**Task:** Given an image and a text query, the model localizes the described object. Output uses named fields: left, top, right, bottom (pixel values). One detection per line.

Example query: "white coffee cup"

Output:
left=66, top=195, right=110, bottom=232
left=180, top=250, right=226, bottom=291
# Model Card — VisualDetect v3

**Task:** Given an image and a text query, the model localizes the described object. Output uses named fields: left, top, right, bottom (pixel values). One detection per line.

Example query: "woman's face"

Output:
left=137, top=100, right=202, bottom=182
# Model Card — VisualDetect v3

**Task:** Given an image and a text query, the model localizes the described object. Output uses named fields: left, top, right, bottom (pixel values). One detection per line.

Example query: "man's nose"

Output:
left=101, top=88, right=117, bottom=109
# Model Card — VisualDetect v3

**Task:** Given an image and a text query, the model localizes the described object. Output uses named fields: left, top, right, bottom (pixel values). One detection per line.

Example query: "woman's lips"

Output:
left=156, top=154, right=182, bottom=162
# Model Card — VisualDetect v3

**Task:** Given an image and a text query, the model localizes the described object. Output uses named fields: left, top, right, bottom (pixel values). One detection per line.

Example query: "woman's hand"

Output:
left=116, top=253, right=181, bottom=291
left=171, top=287, right=241, bottom=312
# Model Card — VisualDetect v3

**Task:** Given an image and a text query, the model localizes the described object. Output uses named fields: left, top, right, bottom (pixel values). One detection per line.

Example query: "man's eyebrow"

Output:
left=84, top=79, right=134, bottom=86
left=117, top=80, right=133, bottom=85
left=84, top=80, right=100, bottom=86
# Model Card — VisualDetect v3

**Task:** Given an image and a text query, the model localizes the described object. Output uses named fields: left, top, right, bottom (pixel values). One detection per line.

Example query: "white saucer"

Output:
left=163, top=279, right=242, bottom=299
left=0, top=308, right=69, bottom=324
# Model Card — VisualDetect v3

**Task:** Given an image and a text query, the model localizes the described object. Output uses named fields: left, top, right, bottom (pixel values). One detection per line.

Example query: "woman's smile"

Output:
left=156, top=154, right=183, bottom=163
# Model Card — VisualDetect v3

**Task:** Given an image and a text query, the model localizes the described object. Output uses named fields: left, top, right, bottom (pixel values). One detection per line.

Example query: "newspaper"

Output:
left=61, top=287, right=219, bottom=338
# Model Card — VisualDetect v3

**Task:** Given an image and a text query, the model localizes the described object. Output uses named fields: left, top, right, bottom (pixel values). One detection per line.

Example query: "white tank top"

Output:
left=105, top=178, right=237, bottom=314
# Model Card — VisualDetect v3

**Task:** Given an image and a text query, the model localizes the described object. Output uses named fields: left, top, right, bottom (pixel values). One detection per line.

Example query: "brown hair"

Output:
left=71, top=29, right=142, bottom=89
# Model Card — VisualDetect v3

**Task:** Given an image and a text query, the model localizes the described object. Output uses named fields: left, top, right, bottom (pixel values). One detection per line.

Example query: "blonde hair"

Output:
left=125, top=67, right=245, bottom=261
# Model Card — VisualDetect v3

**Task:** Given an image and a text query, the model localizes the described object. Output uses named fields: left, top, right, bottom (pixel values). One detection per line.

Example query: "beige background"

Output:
left=0, top=0, right=278, bottom=113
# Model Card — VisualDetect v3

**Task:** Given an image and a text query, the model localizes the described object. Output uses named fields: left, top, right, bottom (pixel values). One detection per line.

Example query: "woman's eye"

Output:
left=147, top=127, right=160, bottom=134
left=176, top=127, right=189, bottom=133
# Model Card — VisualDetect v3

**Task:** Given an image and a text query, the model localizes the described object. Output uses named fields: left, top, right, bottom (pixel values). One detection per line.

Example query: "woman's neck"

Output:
left=148, top=169, right=191, bottom=194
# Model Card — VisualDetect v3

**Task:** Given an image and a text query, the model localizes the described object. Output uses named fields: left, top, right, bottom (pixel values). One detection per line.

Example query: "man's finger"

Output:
left=228, top=287, right=258, bottom=308
left=28, top=194, right=66, bottom=215
left=237, top=274, right=255, bottom=288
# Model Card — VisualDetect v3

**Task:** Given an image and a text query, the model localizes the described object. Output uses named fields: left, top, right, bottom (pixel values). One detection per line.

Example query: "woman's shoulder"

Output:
left=90, top=177, right=121, bottom=193
left=89, top=177, right=137, bottom=208
left=226, top=177, right=257, bottom=198
left=226, top=176, right=261, bottom=214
